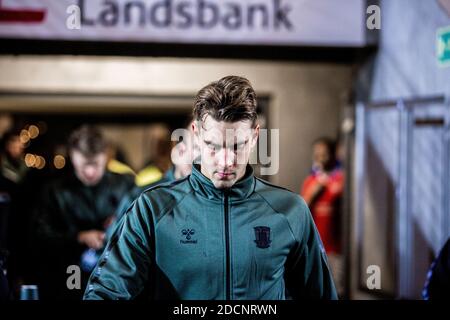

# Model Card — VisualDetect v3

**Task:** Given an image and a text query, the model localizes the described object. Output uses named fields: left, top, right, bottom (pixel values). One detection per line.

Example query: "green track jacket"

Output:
left=84, top=165, right=337, bottom=300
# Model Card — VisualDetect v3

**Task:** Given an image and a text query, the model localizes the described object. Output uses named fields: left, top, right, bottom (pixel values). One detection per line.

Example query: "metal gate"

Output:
left=355, top=95, right=450, bottom=299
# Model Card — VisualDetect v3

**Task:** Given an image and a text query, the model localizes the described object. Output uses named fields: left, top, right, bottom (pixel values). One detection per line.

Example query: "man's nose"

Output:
left=216, top=148, right=235, bottom=168
left=84, top=166, right=97, bottom=177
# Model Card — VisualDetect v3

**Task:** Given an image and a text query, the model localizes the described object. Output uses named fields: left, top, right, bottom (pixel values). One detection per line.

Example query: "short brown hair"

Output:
left=193, top=76, right=257, bottom=127
left=68, top=125, right=107, bottom=157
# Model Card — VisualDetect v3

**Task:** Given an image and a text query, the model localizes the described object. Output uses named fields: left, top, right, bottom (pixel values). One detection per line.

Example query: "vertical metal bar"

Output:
left=341, top=106, right=354, bottom=299
left=405, top=102, right=414, bottom=298
left=396, top=100, right=403, bottom=298
left=397, top=100, right=413, bottom=298
left=354, top=102, right=366, bottom=293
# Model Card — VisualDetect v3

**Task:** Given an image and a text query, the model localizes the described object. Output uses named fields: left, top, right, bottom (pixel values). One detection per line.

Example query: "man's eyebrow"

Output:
left=203, top=140, right=221, bottom=146
left=235, top=139, right=249, bottom=146
left=203, top=139, right=249, bottom=148
left=229, top=139, right=249, bottom=147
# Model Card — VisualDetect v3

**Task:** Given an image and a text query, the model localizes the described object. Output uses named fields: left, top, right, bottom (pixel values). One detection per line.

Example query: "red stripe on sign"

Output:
left=0, top=0, right=46, bottom=23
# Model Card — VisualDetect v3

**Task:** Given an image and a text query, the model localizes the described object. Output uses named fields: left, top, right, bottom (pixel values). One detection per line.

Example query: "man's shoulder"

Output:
left=136, top=176, right=193, bottom=219
left=254, top=177, right=309, bottom=218
left=141, top=175, right=192, bottom=195
left=43, top=175, right=69, bottom=193
left=37, top=176, right=74, bottom=206
left=105, top=171, right=135, bottom=187
left=254, top=177, right=305, bottom=204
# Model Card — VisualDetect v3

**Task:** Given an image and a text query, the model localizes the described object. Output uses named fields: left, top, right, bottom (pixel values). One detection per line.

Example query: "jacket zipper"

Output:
left=224, top=192, right=231, bottom=300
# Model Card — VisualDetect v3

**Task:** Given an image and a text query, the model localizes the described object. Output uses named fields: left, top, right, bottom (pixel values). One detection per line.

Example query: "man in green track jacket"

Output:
left=84, top=76, right=337, bottom=300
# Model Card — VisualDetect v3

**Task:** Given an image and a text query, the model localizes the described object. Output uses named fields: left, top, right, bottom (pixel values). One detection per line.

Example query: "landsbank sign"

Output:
left=0, top=0, right=366, bottom=47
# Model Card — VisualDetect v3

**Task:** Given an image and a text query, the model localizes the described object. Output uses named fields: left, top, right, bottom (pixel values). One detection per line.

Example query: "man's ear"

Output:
left=192, top=121, right=202, bottom=150
left=192, top=120, right=200, bottom=136
left=191, top=121, right=202, bottom=164
left=250, top=124, right=260, bottom=149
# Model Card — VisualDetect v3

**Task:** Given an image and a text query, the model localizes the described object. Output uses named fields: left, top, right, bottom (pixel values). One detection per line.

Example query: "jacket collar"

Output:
left=189, top=164, right=255, bottom=202
left=68, top=170, right=110, bottom=191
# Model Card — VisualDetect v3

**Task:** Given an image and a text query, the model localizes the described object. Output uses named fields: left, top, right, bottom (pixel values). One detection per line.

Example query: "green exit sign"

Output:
left=437, top=26, right=450, bottom=67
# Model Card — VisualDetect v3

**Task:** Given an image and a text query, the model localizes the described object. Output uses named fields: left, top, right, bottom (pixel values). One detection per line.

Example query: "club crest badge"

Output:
left=254, top=226, right=271, bottom=249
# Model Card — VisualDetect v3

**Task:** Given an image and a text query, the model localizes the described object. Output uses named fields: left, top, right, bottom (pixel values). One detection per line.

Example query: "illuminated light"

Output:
left=35, top=156, right=46, bottom=170
left=34, top=155, right=42, bottom=168
left=24, top=153, right=36, bottom=167
left=20, top=129, right=30, bottom=144
left=28, top=125, right=40, bottom=139
left=53, top=155, right=66, bottom=169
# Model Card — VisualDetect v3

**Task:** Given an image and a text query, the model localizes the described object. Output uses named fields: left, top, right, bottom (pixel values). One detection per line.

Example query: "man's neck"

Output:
left=174, top=167, right=182, bottom=180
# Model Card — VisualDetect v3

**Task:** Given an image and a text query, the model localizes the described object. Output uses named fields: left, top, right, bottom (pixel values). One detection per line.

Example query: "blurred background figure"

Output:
left=31, top=125, right=134, bottom=300
left=0, top=128, right=31, bottom=299
left=106, top=142, right=136, bottom=177
left=135, top=124, right=173, bottom=188
left=0, top=130, right=28, bottom=185
left=301, top=137, right=344, bottom=295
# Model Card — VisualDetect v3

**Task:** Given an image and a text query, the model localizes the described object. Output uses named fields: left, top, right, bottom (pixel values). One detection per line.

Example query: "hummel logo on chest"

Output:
left=180, top=229, right=197, bottom=244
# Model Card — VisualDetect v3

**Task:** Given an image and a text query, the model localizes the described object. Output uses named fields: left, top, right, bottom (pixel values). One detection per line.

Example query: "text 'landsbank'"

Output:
left=76, top=0, right=293, bottom=30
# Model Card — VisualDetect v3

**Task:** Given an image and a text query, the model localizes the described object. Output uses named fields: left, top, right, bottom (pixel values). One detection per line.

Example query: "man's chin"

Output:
left=83, top=179, right=101, bottom=186
left=212, top=179, right=235, bottom=190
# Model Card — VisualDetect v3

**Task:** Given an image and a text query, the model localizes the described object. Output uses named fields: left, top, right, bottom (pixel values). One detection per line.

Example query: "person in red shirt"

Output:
left=301, top=137, right=343, bottom=253
left=301, top=137, right=344, bottom=294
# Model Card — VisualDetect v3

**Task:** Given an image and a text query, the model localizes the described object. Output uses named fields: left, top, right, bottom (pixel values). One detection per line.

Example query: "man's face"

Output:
left=70, top=150, right=107, bottom=186
left=193, top=116, right=259, bottom=189
left=313, top=142, right=331, bottom=171
left=6, top=136, right=24, bottom=159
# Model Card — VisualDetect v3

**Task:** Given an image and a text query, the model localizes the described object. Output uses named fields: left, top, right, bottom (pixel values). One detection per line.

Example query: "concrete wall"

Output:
left=0, top=55, right=352, bottom=191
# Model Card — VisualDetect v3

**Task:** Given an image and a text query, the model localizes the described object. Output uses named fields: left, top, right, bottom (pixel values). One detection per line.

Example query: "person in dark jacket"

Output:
left=84, top=76, right=337, bottom=300
left=33, top=125, right=134, bottom=300
left=0, top=129, right=30, bottom=298
left=423, top=237, right=450, bottom=300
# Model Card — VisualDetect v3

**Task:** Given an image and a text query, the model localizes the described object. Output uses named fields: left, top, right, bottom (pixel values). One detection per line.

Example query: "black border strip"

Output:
left=0, top=38, right=377, bottom=63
